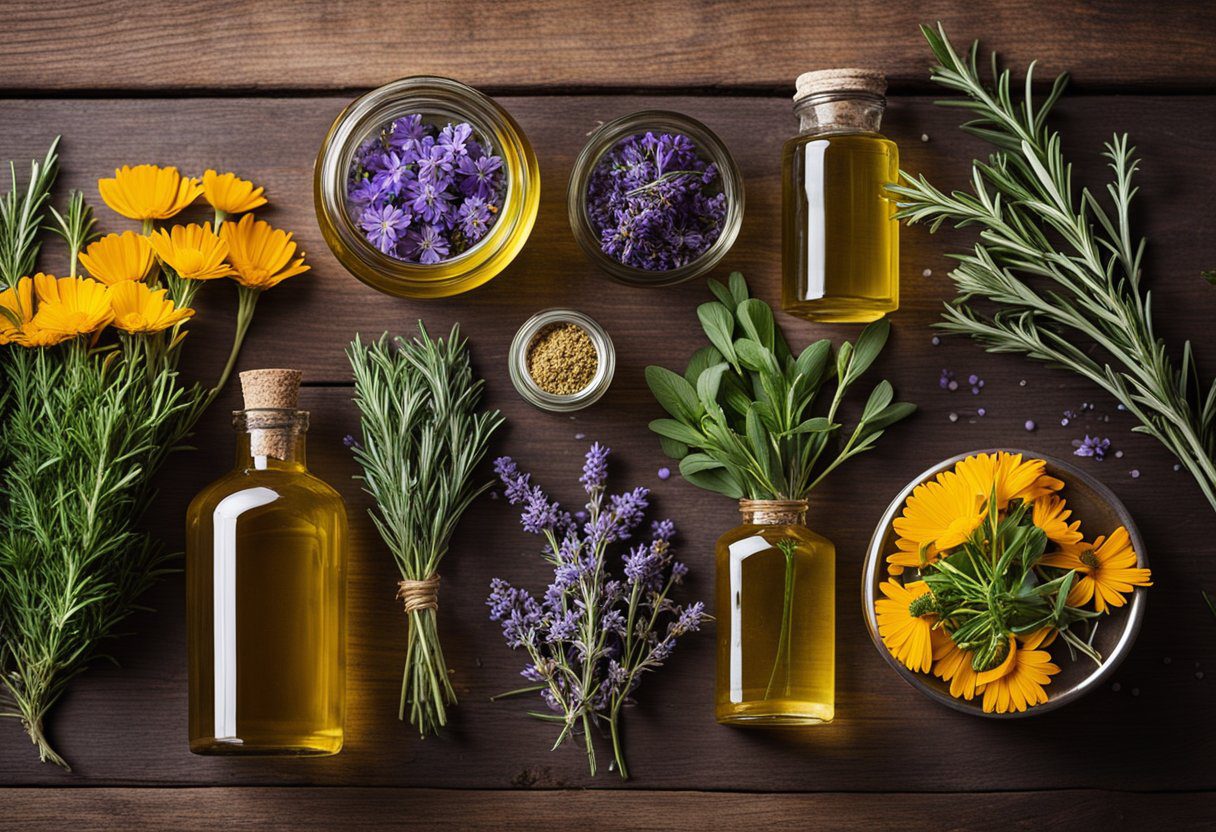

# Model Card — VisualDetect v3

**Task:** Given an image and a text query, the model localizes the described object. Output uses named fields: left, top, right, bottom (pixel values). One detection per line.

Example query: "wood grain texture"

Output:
left=1, top=93, right=1215, bottom=796
left=4, top=788, right=1215, bottom=831
left=1, top=0, right=1214, bottom=92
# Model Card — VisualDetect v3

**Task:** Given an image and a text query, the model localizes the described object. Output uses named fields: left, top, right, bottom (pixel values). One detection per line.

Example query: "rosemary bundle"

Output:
left=892, top=24, right=1216, bottom=511
left=0, top=141, right=304, bottom=768
left=347, top=326, right=503, bottom=735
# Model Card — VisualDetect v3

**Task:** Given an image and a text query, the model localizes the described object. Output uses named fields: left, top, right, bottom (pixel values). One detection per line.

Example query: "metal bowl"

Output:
left=861, top=448, right=1148, bottom=718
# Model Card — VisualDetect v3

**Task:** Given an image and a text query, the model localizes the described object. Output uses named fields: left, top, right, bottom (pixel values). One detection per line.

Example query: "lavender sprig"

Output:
left=487, top=443, right=705, bottom=779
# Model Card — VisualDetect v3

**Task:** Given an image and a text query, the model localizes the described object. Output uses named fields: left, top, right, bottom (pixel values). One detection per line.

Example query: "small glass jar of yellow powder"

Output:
left=509, top=309, right=615, bottom=412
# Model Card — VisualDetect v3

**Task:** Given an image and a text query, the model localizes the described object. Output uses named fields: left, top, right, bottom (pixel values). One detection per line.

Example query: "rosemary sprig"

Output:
left=0, top=137, right=58, bottom=287
left=891, top=23, right=1216, bottom=511
left=348, top=325, right=504, bottom=736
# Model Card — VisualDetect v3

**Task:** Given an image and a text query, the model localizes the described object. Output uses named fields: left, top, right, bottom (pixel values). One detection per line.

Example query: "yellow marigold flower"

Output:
left=148, top=223, right=235, bottom=281
left=31, top=274, right=113, bottom=336
left=1040, top=526, right=1151, bottom=613
left=109, top=281, right=194, bottom=334
left=202, top=170, right=267, bottom=215
left=1031, top=495, right=1083, bottom=547
left=220, top=213, right=310, bottom=289
left=78, top=231, right=155, bottom=285
left=976, top=636, right=1060, bottom=714
left=875, top=580, right=944, bottom=673
left=954, top=451, right=1064, bottom=511
left=931, top=635, right=985, bottom=701
left=99, top=164, right=202, bottom=221
left=889, top=469, right=986, bottom=569
left=0, top=276, right=36, bottom=345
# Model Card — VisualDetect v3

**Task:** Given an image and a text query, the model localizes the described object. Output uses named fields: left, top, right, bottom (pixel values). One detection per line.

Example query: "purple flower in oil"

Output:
left=457, top=196, right=492, bottom=241
left=348, top=176, right=386, bottom=206
left=359, top=203, right=411, bottom=254
left=416, top=144, right=455, bottom=185
left=457, top=154, right=504, bottom=199
left=438, top=122, right=473, bottom=157
left=1073, top=435, right=1112, bottom=460
left=407, top=180, right=454, bottom=223
left=404, top=224, right=450, bottom=265
left=388, top=114, right=426, bottom=149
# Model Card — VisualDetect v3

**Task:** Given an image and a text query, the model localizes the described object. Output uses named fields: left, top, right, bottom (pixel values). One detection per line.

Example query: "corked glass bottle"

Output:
left=781, top=68, right=899, bottom=323
left=715, top=500, right=835, bottom=725
left=186, top=369, right=348, bottom=755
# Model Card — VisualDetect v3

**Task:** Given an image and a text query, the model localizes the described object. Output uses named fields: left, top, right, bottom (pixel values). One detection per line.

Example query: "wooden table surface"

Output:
left=3, top=2, right=1215, bottom=829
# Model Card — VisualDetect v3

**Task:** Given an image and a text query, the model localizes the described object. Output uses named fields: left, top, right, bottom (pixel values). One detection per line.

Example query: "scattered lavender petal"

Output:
left=1024, top=420, right=1036, bottom=431
left=948, top=412, right=959, bottom=423
left=657, top=467, right=671, bottom=480
left=977, top=408, right=986, bottom=417
left=1130, top=469, right=1141, bottom=479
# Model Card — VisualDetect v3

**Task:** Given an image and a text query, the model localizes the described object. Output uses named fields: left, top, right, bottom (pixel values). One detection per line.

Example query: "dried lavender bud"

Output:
left=1024, top=420, right=1036, bottom=431
left=586, top=131, right=726, bottom=271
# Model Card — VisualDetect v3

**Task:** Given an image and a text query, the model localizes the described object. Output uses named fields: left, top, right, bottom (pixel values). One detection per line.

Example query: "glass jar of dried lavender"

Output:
left=315, top=76, right=540, bottom=299
left=508, top=309, right=616, bottom=412
left=567, top=110, right=744, bottom=287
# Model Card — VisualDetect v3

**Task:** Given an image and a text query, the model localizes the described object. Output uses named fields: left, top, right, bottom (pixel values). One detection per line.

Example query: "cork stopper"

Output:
left=740, top=499, right=808, bottom=526
left=794, top=68, right=887, bottom=101
left=240, top=368, right=302, bottom=410
left=239, top=369, right=303, bottom=460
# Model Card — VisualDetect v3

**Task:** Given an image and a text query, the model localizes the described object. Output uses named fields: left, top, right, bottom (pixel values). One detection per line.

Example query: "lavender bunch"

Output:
left=348, top=114, right=505, bottom=263
left=586, top=131, right=726, bottom=270
left=487, top=444, right=705, bottom=779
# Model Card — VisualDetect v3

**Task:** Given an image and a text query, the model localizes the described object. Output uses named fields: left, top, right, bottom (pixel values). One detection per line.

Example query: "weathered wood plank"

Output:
left=5, top=787, right=1215, bottom=831
left=1, top=94, right=1215, bottom=791
left=1, top=1, right=1213, bottom=92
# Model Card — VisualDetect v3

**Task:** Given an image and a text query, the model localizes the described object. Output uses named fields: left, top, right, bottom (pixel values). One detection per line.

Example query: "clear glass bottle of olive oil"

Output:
left=782, top=68, right=899, bottom=323
left=716, top=500, right=835, bottom=725
left=187, top=371, right=347, bottom=755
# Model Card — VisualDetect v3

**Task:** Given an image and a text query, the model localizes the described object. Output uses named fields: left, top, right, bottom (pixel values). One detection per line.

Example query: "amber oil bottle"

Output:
left=187, top=369, right=347, bottom=755
left=781, top=68, right=899, bottom=322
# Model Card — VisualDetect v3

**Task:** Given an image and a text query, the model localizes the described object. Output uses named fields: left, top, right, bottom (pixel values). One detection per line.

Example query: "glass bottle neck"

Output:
left=795, top=93, right=885, bottom=136
left=232, top=408, right=310, bottom=472
left=739, top=499, right=808, bottom=526
left=234, top=431, right=308, bottom=472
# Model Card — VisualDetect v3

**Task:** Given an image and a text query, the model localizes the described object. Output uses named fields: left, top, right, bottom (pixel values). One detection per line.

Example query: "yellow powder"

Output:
left=526, top=323, right=598, bottom=395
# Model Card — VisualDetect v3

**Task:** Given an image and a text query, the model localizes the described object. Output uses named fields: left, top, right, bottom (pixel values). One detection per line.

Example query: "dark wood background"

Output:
left=2, top=2, right=1215, bottom=829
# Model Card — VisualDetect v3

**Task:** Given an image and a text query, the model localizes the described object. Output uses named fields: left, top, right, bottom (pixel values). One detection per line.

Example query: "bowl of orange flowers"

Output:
left=863, top=450, right=1151, bottom=718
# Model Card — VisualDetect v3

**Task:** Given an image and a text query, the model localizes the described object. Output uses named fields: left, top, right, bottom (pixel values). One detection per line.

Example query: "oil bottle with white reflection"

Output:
left=187, top=369, right=347, bottom=755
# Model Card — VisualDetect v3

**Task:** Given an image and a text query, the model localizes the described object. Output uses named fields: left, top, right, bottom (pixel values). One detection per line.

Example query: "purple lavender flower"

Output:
left=359, top=203, right=411, bottom=254
left=403, top=224, right=451, bottom=265
left=580, top=442, right=610, bottom=493
left=1073, top=435, right=1112, bottom=460
left=346, top=114, right=505, bottom=264
left=585, top=131, right=725, bottom=271
left=486, top=446, right=703, bottom=778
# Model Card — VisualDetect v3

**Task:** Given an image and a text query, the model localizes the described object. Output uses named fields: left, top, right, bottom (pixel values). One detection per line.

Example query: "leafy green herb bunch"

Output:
left=645, top=272, right=915, bottom=500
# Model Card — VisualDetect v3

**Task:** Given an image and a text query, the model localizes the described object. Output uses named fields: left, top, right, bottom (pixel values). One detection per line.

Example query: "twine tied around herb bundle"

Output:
left=397, top=574, right=440, bottom=615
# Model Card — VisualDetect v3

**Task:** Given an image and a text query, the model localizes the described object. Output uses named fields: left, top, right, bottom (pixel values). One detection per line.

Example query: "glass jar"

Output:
left=186, top=408, right=348, bottom=755
left=508, top=308, right=615, bottom=412
left=781, top=68, right=899, bottom=322
left=715, top=499, right=835, bottom=725
left=314, top=76, right=540, bottom=299
left=568, top=110, right=744, bottom=287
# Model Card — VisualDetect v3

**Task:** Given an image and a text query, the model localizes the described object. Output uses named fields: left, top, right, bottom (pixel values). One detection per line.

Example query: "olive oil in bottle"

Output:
left=781, top=68, right=899, bottom=323
left=716, top=500, right=835, bottom=725
left=187, top=369, right=347, bottom=755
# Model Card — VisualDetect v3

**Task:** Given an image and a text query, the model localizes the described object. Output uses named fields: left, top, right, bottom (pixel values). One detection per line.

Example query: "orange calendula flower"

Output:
left=98, top=164, right=202, bottom=221
left=148, top=223, right=235, bottom=281
left=1040, top=526, right=1151, bottom=613
left=890, top=469, right=986, bottom=568
left=0, top=276, right=37, bottom=345
left=78, top=231, right=155, bottom=285
left=31, top=274, right=113, bottom=336
left=976, top=636, right=1060, bottom=714
left=1031, top=495, right=1083, bottom=547
left=202, top=170, right=268, bottom=215
left=220, top=214, right=310, bottom=289
left=931, top=635, right=985, bottom=701
left=875, top=580, right=943, bottom=673
left=954, top=451, right=1064, bottom=510
left=109, top=281, right=194, bottom=334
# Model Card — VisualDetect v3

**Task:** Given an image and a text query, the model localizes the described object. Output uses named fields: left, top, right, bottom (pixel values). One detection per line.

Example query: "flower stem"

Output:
left=609, top=710, right=629, bottom=779
left=209, top=285, right=259, bottom=404
left=764, top=538, right=797, bottom=700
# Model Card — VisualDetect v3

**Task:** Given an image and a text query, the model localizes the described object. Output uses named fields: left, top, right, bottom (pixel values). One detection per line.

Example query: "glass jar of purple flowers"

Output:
left=567, top=111, right=743, bottom=287
left=315, top=76, right=540, bottom=298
